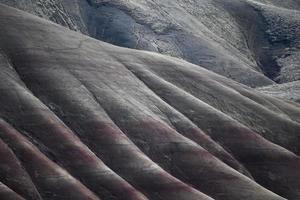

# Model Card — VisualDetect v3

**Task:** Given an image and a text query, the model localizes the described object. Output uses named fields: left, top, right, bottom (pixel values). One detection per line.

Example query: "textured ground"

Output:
left=1, top=0, right=300, bottom=103
left=0, top=3, right=300, bottom=200
left=257, top=81, right=300, bottom=103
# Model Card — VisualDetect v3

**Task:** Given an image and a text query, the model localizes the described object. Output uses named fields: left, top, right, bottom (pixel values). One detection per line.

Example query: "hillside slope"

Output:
left=257, top=81, right=300, bottom=103
left=1, top=0, right=300, bottom=89
left=0, top=4, right=300, bottom=200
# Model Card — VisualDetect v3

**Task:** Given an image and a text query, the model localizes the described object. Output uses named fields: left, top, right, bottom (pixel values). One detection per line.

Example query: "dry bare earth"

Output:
left=257, top=81, right=300, bottom=103
left=0, top=3, right=300, bottom=200
left=1, top=0, right=300, bottom=102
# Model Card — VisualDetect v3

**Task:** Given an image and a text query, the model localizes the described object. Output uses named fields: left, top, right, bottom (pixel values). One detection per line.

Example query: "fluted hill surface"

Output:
left=1, top=0, right=300, bottom=102
left=0, top=3, right=300, bottom=200
left=257, top=80, right=300, bottom=103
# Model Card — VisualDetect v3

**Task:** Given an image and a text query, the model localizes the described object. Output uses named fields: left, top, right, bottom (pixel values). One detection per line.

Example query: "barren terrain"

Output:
left=0, top=1, right=300, bottom=200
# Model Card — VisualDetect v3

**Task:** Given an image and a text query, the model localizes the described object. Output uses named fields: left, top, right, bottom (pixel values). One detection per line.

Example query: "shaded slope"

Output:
left=81, top=0, right=300, bottom=86
left=0, top=182, right=26, bottom=200
left=0, top=4, right=300, bottom=200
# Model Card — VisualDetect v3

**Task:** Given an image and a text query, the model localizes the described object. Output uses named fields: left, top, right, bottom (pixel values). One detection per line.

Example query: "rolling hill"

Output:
left=0, top=3, right=300, bottom=200
left=1, top=0, right=300, bottom=103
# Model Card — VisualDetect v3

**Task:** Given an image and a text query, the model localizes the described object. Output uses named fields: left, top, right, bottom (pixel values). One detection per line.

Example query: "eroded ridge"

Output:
left=0, top=4, right=300, bottom=200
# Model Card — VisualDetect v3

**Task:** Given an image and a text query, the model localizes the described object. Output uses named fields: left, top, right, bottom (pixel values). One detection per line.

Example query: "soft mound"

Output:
left=0, top=4, right=300, bottom=200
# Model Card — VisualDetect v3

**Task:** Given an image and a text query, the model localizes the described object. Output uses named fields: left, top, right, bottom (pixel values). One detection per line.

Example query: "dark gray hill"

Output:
left=0, top=4, right=300, bottom=200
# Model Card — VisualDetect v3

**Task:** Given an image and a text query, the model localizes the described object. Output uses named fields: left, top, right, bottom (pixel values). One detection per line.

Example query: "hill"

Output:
left=0, top=4, right=300, bottom=200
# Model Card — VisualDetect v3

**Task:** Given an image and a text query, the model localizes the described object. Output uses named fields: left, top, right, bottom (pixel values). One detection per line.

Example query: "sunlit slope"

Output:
left=0, top=4, right=300, bottom=200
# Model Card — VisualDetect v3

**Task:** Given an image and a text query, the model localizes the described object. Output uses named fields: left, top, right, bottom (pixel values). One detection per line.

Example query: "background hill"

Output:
left=2, top=0, right=300, bottom=88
